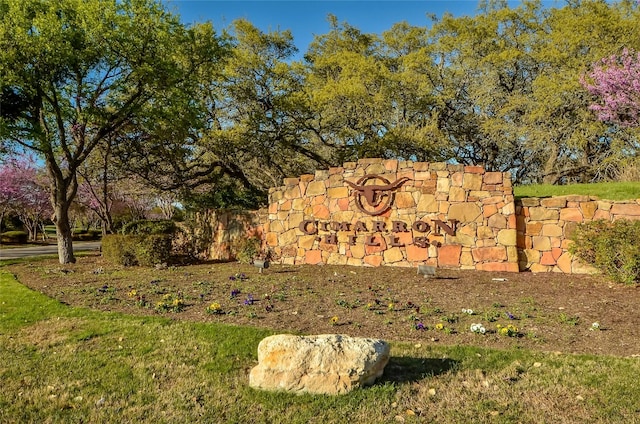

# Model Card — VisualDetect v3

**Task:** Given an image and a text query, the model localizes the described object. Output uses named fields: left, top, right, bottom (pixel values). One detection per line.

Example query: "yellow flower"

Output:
left=435, top=323, right=444, bottom=330
left=127, top=289, right=137, bottom=297
left=388, top=303, right=395, bottom=311
left=330, top=316, right=339, bottom=325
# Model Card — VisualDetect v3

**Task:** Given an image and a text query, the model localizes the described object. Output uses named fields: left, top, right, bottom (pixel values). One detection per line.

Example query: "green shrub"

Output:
left=134, top=234, right=173, bottom=266
left=234, top=237, right=261, bottom=264
left=1, top=231, right=28, bottom=244
left=102, top=234, right=173, bottom=267
left=102, top=235, right=137, bottom=266
left=122, top=220, right=177, bottom=236
left=73, top=229, right=102, bottom=241
left=570, top=220, right=640, bottom=284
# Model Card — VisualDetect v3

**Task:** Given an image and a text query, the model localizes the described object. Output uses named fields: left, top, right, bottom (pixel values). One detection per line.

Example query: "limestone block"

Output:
left=327, top=173, right=344, bottom=188
left=488, top=213, right=507, bottom=229
left=611, top=203, right=640, bottom=217
left=451, top=171, right=464, bottom=187
left=593, top=209, right=611, bottom=220
left=559, top=207, right=583, bottom=222
left=540, top=197, right=567, bottom=208
left=448, top=203, right=482, bottom=222
left=521, top=249, right=541, bottom=264
left=383, top=247, right=405, bottom=263
left=448, top=186, right=466, bottom=202
left=327, top=253, right=348, bottom=265
left=395, top=192, right=416, bottom=208
left=469, top=190, right=490, bottom=199
left=556, top=252, right=572, bottom=273
left=327, top=187, right=349, bottom=199
left=529, top=263, right=551, bottom=273
left=501, top=202, right=515, bottom=215
left=437, top=177, right=451, bottom=192
left=365, top=163, right=387, bottom=174
left=289, top=213, right=304, bottom=229
left=519, top=198, right=540, bottom=207
left=532, top=236, right=551, bottom=251
left=266, top=232, right=279, bottom=247
left=292, top=198, right=306, bottom=211
left=406, top=244, right=428, bottom=262
left=460, top=250, right=474, bottom=266
left=350, top=243, right=365, bottom=259
left=364, top=255, right=383, bottom=266
left=299, top=235, right=316, bottom=250
left=477, top=226, right=495, bottom=239
left=437, top=244, right=462, bottom=267
left=463, top=173, right=483, bottom=191
left=483, top=172, right=503, bottom=184
left=284, top=185, right=301, bottom=200
left=279, top=229, right=298, bottom=246
left=384, top=159, right=399, bottom=172
left=471, top=246, right=507, bottom=262
left=249, top=334, right=391, bottom=395
left=579, top=201, right=598, bottom=220
left=528, top=207, right=559, bottom=221
left=269, top=220, right=284, bottom=233
left=464, top=165, right=484, bottom=174
left=541, top=223, right=563, bottom=237
left=312, top=204, right=331, bottom=220
left=416, top=194, right=438, bottom=213
left=497, top=229, right=517, bottom=246
left=306, top=181, right=327, bottom=196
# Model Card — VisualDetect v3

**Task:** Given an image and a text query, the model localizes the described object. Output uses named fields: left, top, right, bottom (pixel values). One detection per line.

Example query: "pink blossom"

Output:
left=581, top=48, right=640, bottom=127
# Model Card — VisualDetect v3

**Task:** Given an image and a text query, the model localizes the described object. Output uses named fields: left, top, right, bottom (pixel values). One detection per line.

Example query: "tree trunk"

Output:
left=54, top=202, right=76, bottom=264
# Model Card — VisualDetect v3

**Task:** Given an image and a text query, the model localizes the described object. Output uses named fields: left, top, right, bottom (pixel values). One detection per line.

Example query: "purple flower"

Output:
left=244, top=294, right=254, bottom=305
left=415, top=322, right=425, bottom=330
left=506, top=312, right=515, bottom=320
left=265, top=304, right=274, bottom=312
left=229, top=276, right=236, bottom=281
left=230, top=289, right=240, bottom=298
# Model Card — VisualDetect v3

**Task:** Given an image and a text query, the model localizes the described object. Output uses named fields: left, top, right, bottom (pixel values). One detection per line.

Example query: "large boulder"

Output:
left=249, top=334, right=391, bottom=395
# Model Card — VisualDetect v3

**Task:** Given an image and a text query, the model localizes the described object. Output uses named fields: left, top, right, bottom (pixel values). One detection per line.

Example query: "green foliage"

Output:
left=0, top=230, right=27, bottom=244
left=570, top=220, right=640, bottom=284
left=72, top=229, right=101, bottom=241
left=234, top=237, right=262, bottom=264
left=121, top=220, right=177, bottom=236
left=134, top=234, right=173, bottom=266
left=101, top=235, right=137, bottom=266
left=0, top=0, right=227, bottom=263
left=102, top=234, right=172, bottom=267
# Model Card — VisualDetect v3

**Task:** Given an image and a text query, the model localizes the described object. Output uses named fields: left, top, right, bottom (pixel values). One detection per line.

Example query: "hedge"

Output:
left=102, top=234, right=173, bottom=267
left=1, top=231, right=28, bottom=244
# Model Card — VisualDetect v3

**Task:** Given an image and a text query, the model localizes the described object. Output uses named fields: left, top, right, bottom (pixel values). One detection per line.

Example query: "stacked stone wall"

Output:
left=516, top=196, right=640, bottom=273
left=187, top=209, right=265, bottom=261
left=265, top=159, right=518, bottom=271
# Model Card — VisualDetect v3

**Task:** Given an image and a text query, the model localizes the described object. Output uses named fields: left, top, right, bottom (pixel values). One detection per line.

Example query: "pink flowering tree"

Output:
left=0, top=157, right=52, bottom=240
left=581, top=48, right=640, bottom=127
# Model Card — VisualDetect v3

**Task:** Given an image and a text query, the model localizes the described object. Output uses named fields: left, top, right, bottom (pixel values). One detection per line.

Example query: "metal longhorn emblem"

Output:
left=345, top=174, right=412, bottom=216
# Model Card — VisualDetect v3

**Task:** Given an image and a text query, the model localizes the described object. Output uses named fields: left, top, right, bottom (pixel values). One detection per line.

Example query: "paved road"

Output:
left=0, top=241, right=101, bottom=260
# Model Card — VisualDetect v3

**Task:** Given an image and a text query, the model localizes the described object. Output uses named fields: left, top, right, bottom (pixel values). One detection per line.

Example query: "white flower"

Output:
left=590, top=322, right=601, bottom=331
left=470, top=323, right=486, bottom=334
left=462, top=308, right=474, bottom=315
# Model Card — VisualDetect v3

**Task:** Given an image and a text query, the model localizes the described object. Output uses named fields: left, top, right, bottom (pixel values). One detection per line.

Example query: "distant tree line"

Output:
left=1, top=0, right=639, bottom=263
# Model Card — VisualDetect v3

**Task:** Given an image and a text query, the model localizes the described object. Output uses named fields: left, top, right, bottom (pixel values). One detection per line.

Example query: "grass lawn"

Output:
left=514, top=181, right=640, bottom=201
left=2, top=264, right=640, bottom=423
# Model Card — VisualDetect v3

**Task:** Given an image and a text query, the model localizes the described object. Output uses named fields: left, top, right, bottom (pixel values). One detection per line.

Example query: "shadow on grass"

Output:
left=379, top=356, right=459, bottom=384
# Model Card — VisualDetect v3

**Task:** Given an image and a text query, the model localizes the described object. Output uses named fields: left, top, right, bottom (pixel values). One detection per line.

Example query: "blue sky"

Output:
left=166, top=1, right=563, bottom=54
